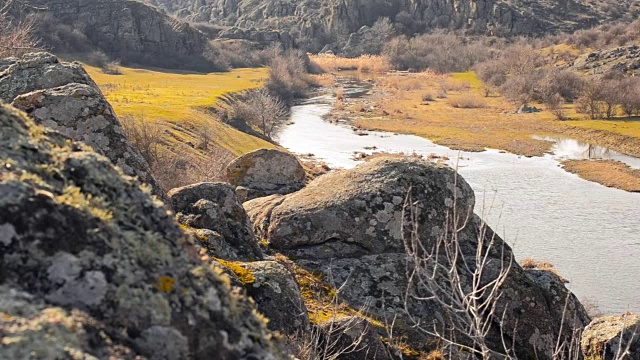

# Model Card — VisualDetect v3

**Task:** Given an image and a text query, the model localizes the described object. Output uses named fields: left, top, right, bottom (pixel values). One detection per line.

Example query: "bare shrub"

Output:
left=546, top=93, right=567, bottom=120
left=448, top=96, right=486, bottom=109
left=102, top=61, right=122, bottom=75
left=422, top=92, right=436, bottom=102
left=266, top=48, right=314, bottom=103
left=229, top=88, right=289, bottom=138
left=120, top=115, right=164, bottom=167
left=501, top=74, right=537, bottom=108
left=310, top=54, right=390, bottom=73
left=618, top=77, right=640, bottom=117
left=0, top=4, right=40, bottom=58
left=537, top=69, right=585, bottom=103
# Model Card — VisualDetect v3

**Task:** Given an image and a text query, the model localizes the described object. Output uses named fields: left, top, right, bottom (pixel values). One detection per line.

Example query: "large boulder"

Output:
left=0, top=105, right=281, bottom=359
left=581, top=314, right=640, bottom=360
left=246, top=157, right=590, bottom=359
left=169, top=182, right=263, bottom=261
left=226, top=148, right=306, bottom=201
left=1, top=52, right=164, bottom=200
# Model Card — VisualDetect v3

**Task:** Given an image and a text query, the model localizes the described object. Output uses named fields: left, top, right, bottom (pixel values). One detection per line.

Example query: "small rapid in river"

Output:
left=275, top=80, right=640, bottom=314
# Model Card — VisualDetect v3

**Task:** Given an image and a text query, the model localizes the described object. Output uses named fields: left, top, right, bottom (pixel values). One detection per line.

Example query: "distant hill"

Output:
left=144, top=0, right=640, bottom=52
left=2, top=0, right=213, bottom=71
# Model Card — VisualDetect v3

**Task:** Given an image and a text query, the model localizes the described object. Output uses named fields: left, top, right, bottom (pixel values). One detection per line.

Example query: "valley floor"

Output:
left=327, top=71, right=640, bottom=192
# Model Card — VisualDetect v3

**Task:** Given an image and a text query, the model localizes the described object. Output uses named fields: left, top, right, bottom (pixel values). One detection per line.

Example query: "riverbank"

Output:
left=326, top=71, right=640, bottom=192
left=562, top=160, right=640, bottom=192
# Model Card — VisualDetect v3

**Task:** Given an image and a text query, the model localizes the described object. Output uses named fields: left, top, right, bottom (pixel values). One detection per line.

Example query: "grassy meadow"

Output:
left=85, top=65, right=276, bottom=156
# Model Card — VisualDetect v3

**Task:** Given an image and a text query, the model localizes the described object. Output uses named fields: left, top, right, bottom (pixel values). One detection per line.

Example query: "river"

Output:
left=275, top=81, right=640, bottom=315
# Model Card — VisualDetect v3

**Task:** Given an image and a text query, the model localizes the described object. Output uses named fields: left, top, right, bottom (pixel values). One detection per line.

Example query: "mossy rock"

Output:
left=0, top=104, right=282, bottom=359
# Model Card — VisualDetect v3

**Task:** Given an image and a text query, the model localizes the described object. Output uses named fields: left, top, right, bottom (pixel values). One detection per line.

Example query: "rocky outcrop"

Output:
left=1, top=52, right=164, bottom=199
left=246, top=157, right=590, bottom=358
left=581, top=314, right=640, bottom=359
left=146, top=0, right=613, bottom=53
left=169, top=182, right=264, bottom=261
left=239, top=261, right=310, bottom=335
left=218, top=28, right=296, bottom=50
left=226, top=148, right=306, bottom=201
left=8, top=0, right=211, bottom=71
left=572, top=45, right=640, bottom=76
left=0, top=105, right=281, bottom=359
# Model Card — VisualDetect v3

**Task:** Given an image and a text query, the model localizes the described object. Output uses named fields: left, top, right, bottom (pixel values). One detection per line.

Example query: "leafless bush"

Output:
left=618, top=78, right=640, bottom=117
left=546, top=93, right=567, bottom=120
left=422, top=92, right=436, bottom=102
left=501, top=74, right=537, bottom=108
left=402, top=186, right=515, bottom=359
left=229, top=88, right=289, bottom=139
left=536, top=69, right=585, bottom=103
left=120, top=115, right=164, bottom=167
left=266, top=48, right=314, bottom=103
left=0, top=3, right=40, bottom=58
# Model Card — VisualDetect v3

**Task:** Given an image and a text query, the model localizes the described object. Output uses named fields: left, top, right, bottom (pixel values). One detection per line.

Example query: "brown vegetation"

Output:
left=562, top=160, right=640, bottom=192
left=310, top=54, right=391, bottom=73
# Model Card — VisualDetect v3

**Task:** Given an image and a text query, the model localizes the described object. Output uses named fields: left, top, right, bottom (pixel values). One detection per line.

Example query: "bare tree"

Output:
left=0, top=0, right=41, bottom=58
left=230, top=88, right=289, bottom=139
left=576, top=79, right=607, bottom=120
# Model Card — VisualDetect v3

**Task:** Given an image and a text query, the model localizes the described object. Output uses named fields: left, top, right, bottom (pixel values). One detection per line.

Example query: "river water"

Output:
left=275, top=86, right=640, bottom=315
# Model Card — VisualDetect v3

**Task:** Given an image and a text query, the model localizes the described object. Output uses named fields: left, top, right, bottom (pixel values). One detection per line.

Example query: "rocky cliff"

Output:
left=3, top=0, right=213, bottom=71
left=145, top=0, right=626, bottom=51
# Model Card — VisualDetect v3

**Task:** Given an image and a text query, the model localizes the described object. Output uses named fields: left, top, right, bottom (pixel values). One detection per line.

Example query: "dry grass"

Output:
left=562, top=160, right=640, bottom=192
left=86, top=64, right=276, bottom=157
left=448, top=95, right=486, bottom=109
left=310, top=54, right=391, bottom=73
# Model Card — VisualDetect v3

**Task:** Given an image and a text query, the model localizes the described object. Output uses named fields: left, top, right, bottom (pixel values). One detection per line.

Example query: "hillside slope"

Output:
left=2, top=0, right=213, bottom=71
left=146, top=0, right=639, bottom=50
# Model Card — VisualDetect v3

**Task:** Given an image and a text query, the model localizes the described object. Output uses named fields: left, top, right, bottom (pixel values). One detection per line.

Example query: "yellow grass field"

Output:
left=85, top=65, right=275, bottom=156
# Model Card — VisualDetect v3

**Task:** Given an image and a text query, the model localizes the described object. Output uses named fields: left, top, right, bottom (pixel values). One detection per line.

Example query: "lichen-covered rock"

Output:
left=12, top=82, right=161, bottom=195
left=245, top=157, right=475, bottom=258
left=581, top=313, right=640, bottom=360
left=246, top=157, right=590, bottom=359
left=226, top=149, right=306, bottom=201
left=242, top=261, right=310, bottom=335
left=0, top=286, right=140, bottom=359
left=0, top=52, right=95, bottom=103
left=0, top=105, right=281, bottom=359
left=1, top=52, right=165, bottom=200
left=169, top=182, right=263, bottom=261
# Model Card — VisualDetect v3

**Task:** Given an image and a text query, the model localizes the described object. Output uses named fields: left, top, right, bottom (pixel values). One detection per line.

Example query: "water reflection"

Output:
left=533, top=135, right=640, bottom=169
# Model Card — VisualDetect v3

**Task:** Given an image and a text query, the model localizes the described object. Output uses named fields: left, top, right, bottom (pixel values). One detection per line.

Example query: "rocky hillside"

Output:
left=2, top=0, right=213, bottom=71
left=146, top=0, right=637, bottom=51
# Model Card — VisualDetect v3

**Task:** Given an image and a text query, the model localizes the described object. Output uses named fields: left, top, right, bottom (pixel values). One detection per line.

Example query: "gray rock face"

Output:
left=13, top=0, right=210, bottom=71
left=146, top=0, right=610, bottom=51
left=0, top=52, right=95, bottom=103
left=226, top=149, right=306, bottom=201
left=169, top=182, right=264, bottom=261
left=2, top=52, right=164, bottom=200
left=246, top=156, right=590, bottom=359
left=572, top=45, right=640, bottom=76
left=241, top=261, right=310, bottom=335
left=581, top=314, right=640, bottom=360
left=0, top=105, right=281, bottom=359
left=218, top=28, right=296, bottom=49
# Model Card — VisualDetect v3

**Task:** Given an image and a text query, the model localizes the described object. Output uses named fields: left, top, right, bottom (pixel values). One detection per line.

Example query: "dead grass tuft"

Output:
left=310, top=54, right=391, bottom=73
